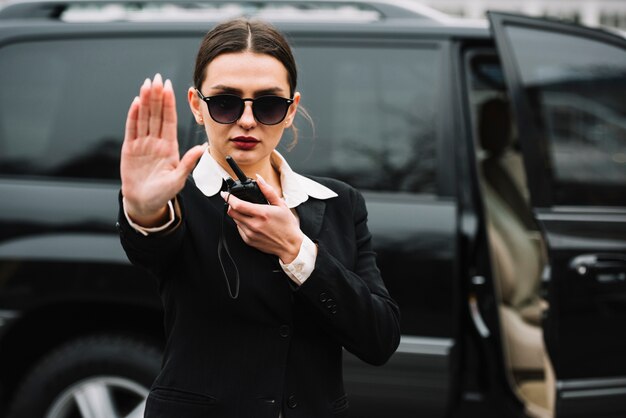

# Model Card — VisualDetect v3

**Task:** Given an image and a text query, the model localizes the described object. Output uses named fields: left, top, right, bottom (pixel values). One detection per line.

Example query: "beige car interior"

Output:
left=476, top=96, right=555, bottom=418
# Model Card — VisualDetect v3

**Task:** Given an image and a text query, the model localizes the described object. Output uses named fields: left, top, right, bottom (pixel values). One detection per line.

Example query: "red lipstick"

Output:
left=230, top=136, right=260, bottom=151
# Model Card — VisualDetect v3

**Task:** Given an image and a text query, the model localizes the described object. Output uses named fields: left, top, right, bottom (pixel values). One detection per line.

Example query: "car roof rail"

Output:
left=0, top=0, right=459, bottom=24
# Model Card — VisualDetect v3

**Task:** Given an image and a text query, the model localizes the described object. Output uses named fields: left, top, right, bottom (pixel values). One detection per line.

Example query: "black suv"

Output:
left=0, top=1, right=625, bottom=417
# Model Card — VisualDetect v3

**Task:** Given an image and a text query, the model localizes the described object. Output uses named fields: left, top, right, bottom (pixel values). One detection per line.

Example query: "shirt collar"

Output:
left=192, top=149, right=338, bottom=208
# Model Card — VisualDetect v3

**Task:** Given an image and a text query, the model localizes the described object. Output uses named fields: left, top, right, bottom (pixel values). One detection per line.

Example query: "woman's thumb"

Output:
left=256, top=174, right=284, bottom=207
left=177, top=143, right=207, bottom=179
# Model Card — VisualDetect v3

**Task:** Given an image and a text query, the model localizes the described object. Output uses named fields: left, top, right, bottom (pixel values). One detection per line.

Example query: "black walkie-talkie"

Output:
left=224, top=156, right=268, bottom=204
left=218, top=156, right=268, bottom=299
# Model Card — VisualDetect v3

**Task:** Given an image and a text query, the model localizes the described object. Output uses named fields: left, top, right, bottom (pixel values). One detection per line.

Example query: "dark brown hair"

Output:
left=194, top=18, right=297, bottom=96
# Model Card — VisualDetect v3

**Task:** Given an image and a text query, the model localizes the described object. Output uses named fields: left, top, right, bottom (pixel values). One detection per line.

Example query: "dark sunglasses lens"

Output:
left=254, top=97, right=289, bottom=125
left=208, top=95, right=242, bottom=123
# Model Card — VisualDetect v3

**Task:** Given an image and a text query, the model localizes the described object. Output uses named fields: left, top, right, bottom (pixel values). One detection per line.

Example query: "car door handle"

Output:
left=569, top=254, right=626, bottom=280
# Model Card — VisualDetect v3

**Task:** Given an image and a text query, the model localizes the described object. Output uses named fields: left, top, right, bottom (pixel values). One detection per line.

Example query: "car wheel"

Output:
left=7, top=334, right=161, bottom=418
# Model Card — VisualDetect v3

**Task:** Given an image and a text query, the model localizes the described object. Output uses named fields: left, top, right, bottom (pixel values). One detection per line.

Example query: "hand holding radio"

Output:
left=222, top=161, right=303, bottom=265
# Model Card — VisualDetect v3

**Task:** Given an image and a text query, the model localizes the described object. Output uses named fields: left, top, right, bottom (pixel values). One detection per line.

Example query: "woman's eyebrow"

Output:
left=254, top=87, right=285, bottom=96
left=209, top=84, right=286, bottom=96
left=209, top=85, right=242, bottom=95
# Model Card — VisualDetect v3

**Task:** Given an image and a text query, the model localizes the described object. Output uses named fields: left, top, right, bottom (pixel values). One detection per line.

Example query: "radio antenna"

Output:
left=225, top=156, right=249, bottom=182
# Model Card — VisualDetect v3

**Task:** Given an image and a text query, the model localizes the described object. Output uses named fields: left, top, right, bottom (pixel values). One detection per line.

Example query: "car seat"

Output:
left=477, top=97, right=554, bottom=417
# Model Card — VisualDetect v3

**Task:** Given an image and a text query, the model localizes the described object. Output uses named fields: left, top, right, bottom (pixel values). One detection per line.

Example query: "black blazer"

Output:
left=118, top=176, right=401, bottom=418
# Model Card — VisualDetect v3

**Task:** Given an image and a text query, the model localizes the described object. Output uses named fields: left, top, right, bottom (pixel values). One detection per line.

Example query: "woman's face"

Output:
left=188, top=51, right=300, bottom=170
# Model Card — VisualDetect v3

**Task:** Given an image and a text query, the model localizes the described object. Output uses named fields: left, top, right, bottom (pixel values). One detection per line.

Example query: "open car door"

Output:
left=488, top=12, right=626, bottom=418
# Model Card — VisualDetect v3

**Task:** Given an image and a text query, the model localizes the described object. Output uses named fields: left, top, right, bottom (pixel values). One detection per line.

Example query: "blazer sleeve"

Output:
left=296, top=188, right=401, bottom=366
left=116, top=191, right=186, bottom=277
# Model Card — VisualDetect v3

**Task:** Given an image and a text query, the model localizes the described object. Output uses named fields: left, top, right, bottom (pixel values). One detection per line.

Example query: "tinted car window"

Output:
left=0, top=37, right=197, bottom=181
left=505, top=26, right=626, bottom=206
left=285, top=44, right=441, bottom=194
left=0, top=37, right=442, bottom=195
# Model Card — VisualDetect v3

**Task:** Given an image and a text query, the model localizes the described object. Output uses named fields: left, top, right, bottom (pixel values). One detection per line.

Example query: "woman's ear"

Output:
left=188, top=87, right=204, bottom=125
left=283, top=92, right=301, bottom=128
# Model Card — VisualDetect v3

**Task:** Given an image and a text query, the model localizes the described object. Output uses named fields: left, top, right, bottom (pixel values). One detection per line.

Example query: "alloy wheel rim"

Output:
left=45, top=376, right=148, bottom=418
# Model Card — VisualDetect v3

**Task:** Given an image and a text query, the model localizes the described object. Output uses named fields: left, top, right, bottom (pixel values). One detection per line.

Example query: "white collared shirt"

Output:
left=124, top=149, right=337, bottom=284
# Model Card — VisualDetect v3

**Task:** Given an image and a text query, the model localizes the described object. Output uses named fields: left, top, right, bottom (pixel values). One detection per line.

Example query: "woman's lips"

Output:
left=230, top=136, right=260, bottom=150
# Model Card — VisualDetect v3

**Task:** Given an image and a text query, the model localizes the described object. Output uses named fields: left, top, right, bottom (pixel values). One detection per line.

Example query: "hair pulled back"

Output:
left=194, top=18, right=297, bottom=97
left=194, top=18, right=310, bottom=149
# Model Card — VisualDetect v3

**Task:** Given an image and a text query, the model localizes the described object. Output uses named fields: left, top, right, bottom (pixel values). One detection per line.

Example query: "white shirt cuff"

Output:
left=122, top=197, right=175, bottom=236
left=279, top=235, right=317, bottom=284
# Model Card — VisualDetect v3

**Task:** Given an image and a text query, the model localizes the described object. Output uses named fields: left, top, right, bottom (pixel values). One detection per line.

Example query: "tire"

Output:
left=7, top=334, right=161, bottom=418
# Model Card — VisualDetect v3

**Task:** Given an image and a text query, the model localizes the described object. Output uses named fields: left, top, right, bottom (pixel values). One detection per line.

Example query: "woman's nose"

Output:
left=237, top=102, right=256, bottom=129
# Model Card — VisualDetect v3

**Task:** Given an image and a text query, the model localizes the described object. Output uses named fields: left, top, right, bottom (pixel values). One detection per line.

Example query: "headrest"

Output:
left=479, top=97, right=513, bottom=156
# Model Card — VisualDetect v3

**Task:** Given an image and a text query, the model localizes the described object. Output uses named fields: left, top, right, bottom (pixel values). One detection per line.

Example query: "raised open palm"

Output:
left=121, top=74, right=205, bottom=225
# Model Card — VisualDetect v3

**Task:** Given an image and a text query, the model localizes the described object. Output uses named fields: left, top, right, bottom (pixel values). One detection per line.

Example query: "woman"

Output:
left=118, top=18, right=400, bottom=418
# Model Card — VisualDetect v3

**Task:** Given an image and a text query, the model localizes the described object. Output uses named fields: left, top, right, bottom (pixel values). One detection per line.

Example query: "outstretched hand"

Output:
left=222, top=175, right=304, bottom=264
left=121, top=74, right=206, bottom=226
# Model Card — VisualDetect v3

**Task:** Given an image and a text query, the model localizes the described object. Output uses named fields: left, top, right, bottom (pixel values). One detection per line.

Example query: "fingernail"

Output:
left=164, top=79, right=172, bottom=90
left=143, top=78, right=150, bottom=87
left=154, top=73, right=162, bottom=84
left=220, top=191, right=228, bottom=199
left=256, top=174, right=267, bottom=185
left=133, top=96, right=139, bottom=104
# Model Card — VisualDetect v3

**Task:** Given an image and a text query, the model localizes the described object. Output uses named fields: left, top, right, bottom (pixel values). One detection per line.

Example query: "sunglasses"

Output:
left=196, top=90, right=294, bottom=125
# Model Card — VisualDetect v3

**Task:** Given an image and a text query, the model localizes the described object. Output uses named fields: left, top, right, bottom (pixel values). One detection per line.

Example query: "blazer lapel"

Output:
left=296, top=198, right=327, bottom=239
